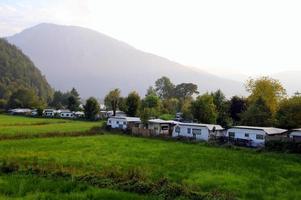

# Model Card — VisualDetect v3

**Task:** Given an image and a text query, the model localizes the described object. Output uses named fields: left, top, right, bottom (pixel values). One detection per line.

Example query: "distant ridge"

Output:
left=7, top=23, right=245, bottom=98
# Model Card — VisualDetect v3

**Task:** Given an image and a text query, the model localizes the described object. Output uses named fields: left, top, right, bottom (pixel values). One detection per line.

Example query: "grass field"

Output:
left=0, top=135, right=300, bottom=199
left=0, top=115, right=101, bottom=138
left=0, top=114, right=300, bottom=199
left=0, top=174, right=153, bottom=200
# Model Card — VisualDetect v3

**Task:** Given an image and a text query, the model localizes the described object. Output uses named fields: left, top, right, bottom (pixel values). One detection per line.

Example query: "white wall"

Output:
left=172, top=125, right=210, bottom=141
left=107, top=118, right=127, bottom=129
left=290, top=131, right=301, bottom=138
left=226, top=128, right=266, bottom=147
left=60, top=112, right=74, bottom=118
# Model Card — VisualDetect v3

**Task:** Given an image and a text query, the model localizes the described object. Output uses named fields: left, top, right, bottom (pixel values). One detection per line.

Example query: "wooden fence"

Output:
left=131, top=127, right=156, bottom=137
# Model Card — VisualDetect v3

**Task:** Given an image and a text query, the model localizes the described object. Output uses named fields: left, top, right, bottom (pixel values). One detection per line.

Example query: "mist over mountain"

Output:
left=272, top=71, right=301, bottom=95
left=7, top=23, right=245, bottom=98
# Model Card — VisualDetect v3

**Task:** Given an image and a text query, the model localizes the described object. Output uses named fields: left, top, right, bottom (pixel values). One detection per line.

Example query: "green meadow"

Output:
left=0, top=115, right=101, bottom=138
left=0, top=114, right=300, bottom=199
left=0, top=174, right=153, bottom=200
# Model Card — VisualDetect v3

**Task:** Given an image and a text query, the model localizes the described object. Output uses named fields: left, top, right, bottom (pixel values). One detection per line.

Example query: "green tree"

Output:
left=162, top=98, right=179, bottom=114
left=142, top=94, right=160, bottom=109
left=104, top=89, right=121, bottom=116
left=211, top=90, right=232, bottom=127
left=0, top=39, right=53, bottom=103
left=67, top=88, right=81, bottom=111
left=174, top=83, right=199, bottom=100
left=241, top=97, right=273, bottom=127
left=229, top=96, right=247, bottom=124
left=84, top=97, right=100, bottom=121
left=7, top=88, right=44, bottom=109
left=146, top=86, right=156, bottom=96
left=139, top=94, right=161, bottom=124
left=117, top=97, right=127, bottom=112
left=139, top=108, right=154, bottom=126
left=155, top=76, right=175, bottom=99
left=246, top=77, right=286, bottom=114
left=276, top=96, right=301, bottom=129
left=181, top=98, right=193, bottom=120
left=126, top=91, right=140, bottom=117
left=191, top=93, right=217, bottom=124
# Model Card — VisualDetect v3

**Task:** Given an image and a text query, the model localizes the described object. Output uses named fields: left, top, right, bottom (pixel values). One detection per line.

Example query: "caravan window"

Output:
left=116, top=121, right=119, bottom=124
left=187, top=128, right=191, bottom=134
left=256, top=134, right=264, bottom=140
left=229, top=132, right=235, bottom=138
left=192, top=129, right=202, bottom=135
left=245, top=133, right=249, bottom=137
left=123, top=122, right=126, bottom=125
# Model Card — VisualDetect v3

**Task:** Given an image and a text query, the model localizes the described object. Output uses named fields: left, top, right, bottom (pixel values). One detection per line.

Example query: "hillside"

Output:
left=0, top=38, right=53, bottom=103
left=7, top=23, right=245, bottom=98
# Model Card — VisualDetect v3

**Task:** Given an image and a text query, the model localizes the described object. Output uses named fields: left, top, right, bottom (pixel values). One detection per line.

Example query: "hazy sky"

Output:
left=1, top=0, right=301, bottom=75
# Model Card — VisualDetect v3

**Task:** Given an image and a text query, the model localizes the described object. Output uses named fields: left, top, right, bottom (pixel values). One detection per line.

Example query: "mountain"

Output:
left=0, top=38, right=53, bottom=103
left=7, top=23, right=245, bottom=98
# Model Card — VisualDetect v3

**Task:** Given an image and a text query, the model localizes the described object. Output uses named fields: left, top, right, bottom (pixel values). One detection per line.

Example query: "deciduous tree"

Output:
left=246, top=77, right=286, bottom=114
left=104, top=89, right=121, bottom=116
left=84, top=97, right=100, bottom=121
left=126, top=91, right=140, bottom=117
left=191, top=93, right=217, bottom=124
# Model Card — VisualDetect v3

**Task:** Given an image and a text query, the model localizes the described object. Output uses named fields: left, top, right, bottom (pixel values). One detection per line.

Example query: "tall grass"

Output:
left=0, top=134, right=300, bottom=199
left=0, top=114, right=102, bottom=138
left=0, top=173, right=154, bottom=200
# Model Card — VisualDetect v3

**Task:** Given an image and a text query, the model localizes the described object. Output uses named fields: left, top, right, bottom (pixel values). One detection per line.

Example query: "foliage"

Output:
left=126, top=91, right=140, bottom=117
left=84, top=97, right=100, bottom=121
left=0, top=39, right=53, bottom=107
left=241, top=97, right=274, bottom=126
left=211, top=90, right=232, bottom=127
left=174, top=83, right=199, bottom=100
left=50, top=89, right=81, bottom=110
left=146, top=86, right=156, bottom=96
left=265, top=140, right=301, bottom=154
left=191, top=93, right=217, bottom=124
left=181, top=98, right=193, bottom=120
left=159, top=114, right=175, bottom=120
left=245, top=76, right=286, bottom=114
left=276, top=95, right=301, bottom=129
left=7, top=88, right=45, bottom=109
left=67, top=88, right=81, bottom=111
left=154, top=76, right=175, bottom=99
left=118, top=97, right=127, bottom=112
left=229, top=96, right=247, bottom=124
left=162, top=98, right=179, bottom=115
left=142, top=94, right=160, bottom=109
left=104, top=89, right=121, bottom=116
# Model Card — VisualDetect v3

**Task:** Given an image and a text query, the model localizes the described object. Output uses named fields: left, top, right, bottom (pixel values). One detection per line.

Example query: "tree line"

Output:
left=102, top=76, right=301, bottom=129
left=2, top=74, right=300, bottom=129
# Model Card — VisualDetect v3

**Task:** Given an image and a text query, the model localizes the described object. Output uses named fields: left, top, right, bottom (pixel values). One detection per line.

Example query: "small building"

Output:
left=43, top=109, right=56, bottom=117
left=107, top=116, right=141, bottom=130
left=172, top=122, right=224, bottom=141
left=288, top=129, right=301, bottom=142
left=226, top=126, right=287, bottom=147
left=74, top=111, right=85, bottom=118
left=148, top=119, right=178, bottom=136
left=9, top=108, right=32, bottom=115
left=31, top=109, right=38, bottom=116
left=59, top=110, right=74, bottom=118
